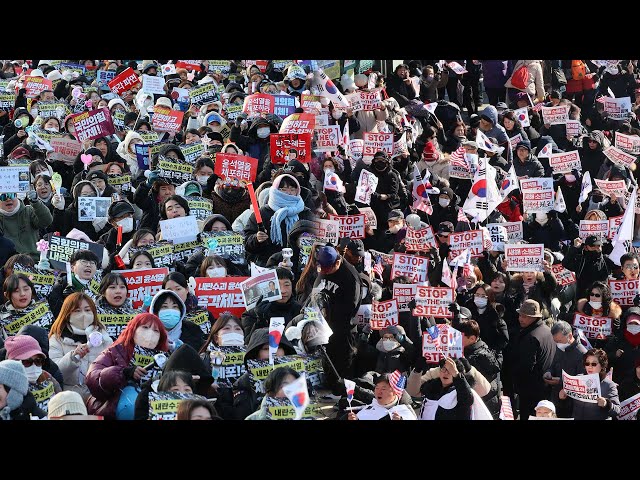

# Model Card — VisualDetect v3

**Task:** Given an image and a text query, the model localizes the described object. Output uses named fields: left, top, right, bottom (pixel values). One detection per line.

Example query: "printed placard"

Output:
left=542, top=105, right=569, bottom=125
left=156, top=158, right=194, bottom=186
left=273, top=94, right=297, bottom=119
left=359, top=207, right=377, bottom=229
left=107, top=67, right=140, bottom=96
left=619, top=392, right=640, bottom=420
left=485, top=223, right=508, bottom=251
left=313, top=218, right=340, bottom=245
left=189, top=83, right=219, bottom=107
left=300, top=94, right=323, bottom=115
left=603, top=146, right=636, bottom=169
left=562, top=371, right=601, bottom=404
left=0, top=166, right=29, bottom=193
left=421, top=324, right=463, bottom=363
left=0, top=93, right=16, bottom=111
left=119, top=268, right=169, bottom=309
left=363, top=132, right=393, bottom=159
left=578, top=220, right=609, bottom=240
left=565, top=120, right=581, bottom=137
left=448, top=230, right=485, bottom=259
left=369, top=299, right=399, bottom=330
left=47, top=235, right=105, bottom=271
left=413, top=287, right=454, bottom=318
left=36, top=101, right=70, bottom=120
left=179, top=142, right=205, bottom=164
left=549, top=150, right=581, bottom=174
left=314, top=125, right=341, bottom=152
left=328, top=214, right=366, bottom=239
left=96, top=70, right=115, bottom=89
left=270, top=133, right=312, bottom=164
left=349, top=139, right=364, bottom=163
left=354, top=169, right=379, bottom=205
left=159, top=215, right=199, bottom=244
left=603, top=96, right=632, bottom=120
left=214, top=153, right=258, bottom=184
left=393, top=283, right=417, bottom=312
left=0, top=301, right=55, bottom=336
left=594, top=179, right=627, bottom=198
left=77, top=197, right=110, bottom=222
left=194, top=277, right=248, bottom=318
left=71, top=107, right=115, bottom=142
left=551, top=264, right=576, bottom=286
left=152, top=105, right=184, bottom=133
left=573, top=313, right=612, bottom=340
left=505, top=243, right=544, bottom=272
left=206, top=345, right=246, bottom=387
left=242, top=93, right=274, bottom=116
left=509, top=133, right=523, bottom=150
left=608, top=215, right=624, bottom=240
left=263, top=396, right=322, bottom=420
left=201, top=231, right=246, bottom=265
left=24, top=76, right=53, bottom=98
left=97, top=308, right=136, bottom=339
left=520, top=177, right=554, bottom=214
left=279, top=113, right=316, bottom=135
left=615, top=131, right=640, bottom=155
left=142, top=74, right=165, bottom=95
left=148, top=391, right=206, bottom=421
left=391, top=253, right=428, bottom=283
left=404, top=226, right=437, bottom=252
left=246, top=355, right=305, bottom=395
left=609, top=279, right=640, bottom=306
left=13, top=263, right=55, bottom=299
left=240, top=270, right=282, bottom=310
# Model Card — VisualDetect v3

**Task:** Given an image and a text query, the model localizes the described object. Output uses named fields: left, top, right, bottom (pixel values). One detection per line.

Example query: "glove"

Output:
left=27, top=190, right=38, bottom=202
left=413, top=353, right=429, bottom=374
left=458, top=357, right=471, bottom=373
left=51, top=193, right=65, bottom=210
left=254, top=295, right=271, bottom=322
left=205, top=172, right=220, bottom=192
left=448, top=302, right=460, bottom=315
left=146, top=170, right=160, bottom=187
left=634, top=294, right=640, bottom=307
left=123, top=365, right=136, bottom=380
left=92, top=217, right=108, bottom=232
left=396, top=334, right=405, bottom=344
left=235, top=112, right=248, bottom=126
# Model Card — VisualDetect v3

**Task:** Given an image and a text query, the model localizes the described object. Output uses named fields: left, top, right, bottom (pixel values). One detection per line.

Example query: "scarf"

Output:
left=167, top=321, right=183, bottom=345
left=215, top=185, right=246, bottom=204
left=420, top=387, right=491, bottom=420
left=267, top=188, right=304, bottom=246
left=0, top=202, right=21, bottom=217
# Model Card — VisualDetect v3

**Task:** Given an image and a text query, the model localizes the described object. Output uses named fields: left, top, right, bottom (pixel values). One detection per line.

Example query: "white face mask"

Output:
left=206, top=267, right=226, bottom=278
left=474, top=297, right=488, bottom=308
left=555, top=342, right=570, bottom=351
left=25, top=365, right=42, bottom=384
left=256, top=127, right=270, bottom=138
left=331, top=110, right=342, bottom=120
left=535, top=213, right=548, bottom=225
left=219, top=332, right=244, bottom=346
left=565, top=174, right=576, bottom=183
left=196, top=175, right=209, bottom=186
left=389, top=224, right=402, bottom=234
left=383, top=340, right=399, bottom=352
left=45, top=127, right=59, bottom=132
left=627, top=324, right=640, bottom=335
left=589, top=301, right=602, bottom=310
left=439, top=198, right=450, bottom=207
left=69, top=311, right=94, bottom=330
left=134, top=327, right=160, bottom=350
left=117, top=217, right=134, bottom=234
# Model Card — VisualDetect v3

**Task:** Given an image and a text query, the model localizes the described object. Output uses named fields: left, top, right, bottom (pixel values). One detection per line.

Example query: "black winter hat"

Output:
left=108, top=200, right=134, bottom=219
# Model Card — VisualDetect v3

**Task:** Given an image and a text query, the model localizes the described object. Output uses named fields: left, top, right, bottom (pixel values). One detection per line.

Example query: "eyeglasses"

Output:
left=584, top=362, right=599, bottom=367
left=75, top=260, right=97, bottom=267
left=590, top=292, right=602, bottom=298
left=0, top=193, right=17, bottom=201
left=21, top=357, right=44, bottom=368
left=623, top=265, right=640, bottom=270
left=475, top=294, right=488, bottom=299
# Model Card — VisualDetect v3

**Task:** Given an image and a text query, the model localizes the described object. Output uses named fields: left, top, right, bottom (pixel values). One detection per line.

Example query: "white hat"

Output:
left=37, top=60, right=53, bottom=68
left=197, top=75, right=214, bottom=86
left=534, top=400, right=556, bottom=414
left=48, top=391, right=88, bottom=418
left=108, top=98, right=127, bottom=111
left=155, top=97, right=173, bottom=109
left=354, top=74, right=368, bottom=88
left=30, top=68, right=45, bottom=78
left=47, top=70, right=62, bottom=82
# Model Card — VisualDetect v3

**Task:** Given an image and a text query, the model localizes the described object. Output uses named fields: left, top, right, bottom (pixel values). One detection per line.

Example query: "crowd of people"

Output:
left=0, top=58, right=639, bottom=421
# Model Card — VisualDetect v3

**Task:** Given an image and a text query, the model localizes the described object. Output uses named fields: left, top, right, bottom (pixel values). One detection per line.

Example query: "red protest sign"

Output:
left=214, top=153, right=258, bottom=184
left=152, top=105, right=184, bottom=133
left=279, top=113, right=316, bottom=135
left=242, top=93, right=274, bottom=116
left=551, top=264, right=576, bottom=287
left=107, top=67, right=140, bottom=96
left=270, top=133, right=312, bottom=164
left=24, top=76, right=53, bottom=99
left=119, top=268, right=170, bottom=309
left=243, top=60, right=268, bottom=73
left=71, top=107, right=115, bottom=142
left=175, top=60, right=202, bottom=71
left=194, top=277, right=249, bottom=318
left=413, top=286, right=455, bottom=318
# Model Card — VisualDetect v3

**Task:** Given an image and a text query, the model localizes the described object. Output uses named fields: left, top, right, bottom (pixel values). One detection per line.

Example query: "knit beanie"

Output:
left=48, top=391, right=88, bottom=418
left=0, top=360, right=29, bottom=416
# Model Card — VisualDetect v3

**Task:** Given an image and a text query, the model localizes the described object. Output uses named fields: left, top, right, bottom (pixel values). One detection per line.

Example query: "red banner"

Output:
left=269, top=133, right=312, bottom=164
left=119, top=268, right=170, bottom=309
left=194, top=277, right=248, bottom=318
left=152, top=105, right=184, bottom=133
left=214, top=153, right=258, bottom=184
left=107, top=67, right=140, bottom=96
left=175, top=60, right=202, bottom=71
left=24, top=76, right=53, bottom=99
left=71, top=107, right=115, bottom=142
left=242, top=93, right=275, bottom=116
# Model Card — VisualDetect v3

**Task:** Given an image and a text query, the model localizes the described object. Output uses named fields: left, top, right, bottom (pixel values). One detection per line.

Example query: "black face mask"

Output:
left=591, top=196, right=604, bottom=202
left=374, top=161, right=386, bottom=171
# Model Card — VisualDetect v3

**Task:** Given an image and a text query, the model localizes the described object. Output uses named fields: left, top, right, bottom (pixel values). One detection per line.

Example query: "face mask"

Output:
left=25, top=365, right=42, bottom=384
left=134, top=327, right=160, bottom=350
left=206, top=267, right=226, bottom=278
left=627, top=324, right=640, bottom=335
left=474, top=297, right=488, bottom=308
left=196, top=175, right=209, bottom=186
left=331, top=110, right=342, bottom=120
left=256, top=127, right=270, bottom=138
left=389, top=224, right=402, bottom=234
left=383, top=340, right=399, bottom=352
left=324, top=167, right=335, bottom=176
left=565, top=174, right=576, bottom=183
left=439, top=198, right=450, bottom=207
left=589, top=301, right=602, bottom=310
left=69, top=311, right=94, bottom=330
left=45, top=127, right=59, bottom=132
left=535, top=214, right=548, bottom=225
left=219, top=332, right=244, bottom=346
left=117, top=217, right=133, bottom=234
left=159, top=309, right=181, bottom=330
left=374, top=161, right=386, bottom=171
left=555, top=342, right=570, bottom=351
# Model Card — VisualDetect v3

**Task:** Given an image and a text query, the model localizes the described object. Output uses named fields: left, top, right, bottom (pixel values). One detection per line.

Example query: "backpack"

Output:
left=571, top=60, right=586, bottom=81
left=510, top=65, right=529, bottom=90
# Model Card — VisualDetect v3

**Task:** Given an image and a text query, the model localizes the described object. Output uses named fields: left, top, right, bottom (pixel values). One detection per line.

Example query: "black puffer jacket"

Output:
left=579, top=130, right=607, bottom=182
left=513, top=151, right=545, bottom=178
left=562, top=246, right=614, bottom=300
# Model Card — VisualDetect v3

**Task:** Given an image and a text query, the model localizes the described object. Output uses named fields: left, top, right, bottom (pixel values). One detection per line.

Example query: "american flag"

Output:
left=499, top=395, right=514, bottom=420
left=389, top=369, right=407, bottom=397
left=373, top=256, right=384, bottom=277
left=449, top=145, right=467, bottom=167
left=457, top=208, right=469, bottom=223
left=596, top=96, right=607, bottom=104
left=532, top=102, right=545, bottom=112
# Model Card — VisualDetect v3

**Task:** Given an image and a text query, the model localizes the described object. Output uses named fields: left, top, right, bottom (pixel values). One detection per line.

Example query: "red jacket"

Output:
left=496, top=195, right=523, bottom=222
left=85, top=343, right=130, bottom=420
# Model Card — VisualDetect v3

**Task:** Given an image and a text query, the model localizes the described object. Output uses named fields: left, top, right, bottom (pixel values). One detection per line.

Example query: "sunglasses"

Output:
left=21, top=357, right=45, bottom=368
left=584, top=362, right=599, bottom=367
left=590, top=292, right=602, bottom=298
left=0, top=193, right=17, bottom=201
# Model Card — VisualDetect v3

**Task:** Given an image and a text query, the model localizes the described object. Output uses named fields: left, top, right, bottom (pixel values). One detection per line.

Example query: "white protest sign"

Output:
left=447, top=61, right=467, bottom=75
left=77, top=197, right=110, bottom=222
left=354, top=169, right=379, bottom=205
left=404, top=226, right=437, bottom=252
left=509, top=133, right=523, bottom=150
left=347, top=89, right=383, bottom=111
left=314, top=125, right=340, bottom=152
left=573, top=313, right=612, bottom=340
left=579, top=220, right=609, bottom=240
left=505, top=243, right=544, bottom=272
left=329, top=214, right=365, bottom=239
left=603, top=96, right=632, bottom=120
left=549, top=150, right=581, bottom=174
left=363, top=132, right=393, bottom=159
left=565, top=120, right=581, bottom=137
left=609, top=279, right=640, bottom=307
left=594, top=179, right=627, bottom=198
left=370, top=299, right=399, bottom=330
left=240, top=270, right=281, bottom=311
left=413, top=286, right=454, bottom=318
left=542, top=105, right=569, bottom=125
left=551, top=264, right=576, bottom=286
left=608, top=215, right=624, bottom=240
left=499, top=221, right=524, bottom=242
left=486, top=223, right=509, bottom=251
left=159, top=215, right=199, bottom=244
left=349, top=139, right=364, bottom=164
left=142, top=74, right=166, bottom=95
left=562, top=371, right=601, bottom=404
left=514, top=107, right=530, bottom=127
left=354, top=304, right=372, bottom=326
left=520, top=177, right=554, bottom=213
left=619, top=392, right=640, bottom=420
left=391, top=253, right=429, bottom=283
left=448, top=230, right=485, bottom=259
left=314, top=218, right=340, bottom=244
left=603, top=146, right=636, bottom=169
left=615, top=131, right=640, bottom=155
left=0, top=166, right=29, bottom=193
left=393, top=283, right=417, bottom=312
left=421, top=324, right=463, bottom=363
left=359, top=207, right=377, bottom=229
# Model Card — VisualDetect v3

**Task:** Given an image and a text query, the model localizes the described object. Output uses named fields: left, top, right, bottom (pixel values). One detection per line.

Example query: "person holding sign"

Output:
left=369, top=152, right=401, bottom=227
left=558, top=349, right=620, bottom=420
left=48, top=250, right=100, bottom=318
left=0, top=274, right=44, bottom=340
left=245, top=367, right=302, bottom=420
left=513, top=140, right=545, bottom=178
left=229, top=116, right=278, bottom=175
left=176, top=398, right=219, bottom=420
left=578, top=131, right=607, bottom=183
left=524, top=211, right=566, bottom=252
left=53, top=181, right=108, bottom=242
left=562, top=236, right=613, bottom=303
left=163, top=272, right=215, bottom=335
left=574, top=281, right=621, bottom=346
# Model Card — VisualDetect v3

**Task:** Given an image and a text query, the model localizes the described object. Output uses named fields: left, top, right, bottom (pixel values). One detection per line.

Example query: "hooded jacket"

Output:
left=579, top=131, right=607, bottom=182
left=0, top=198, right=53, bottom=262
left=52, top=180, right=106, bottom=241
left=149, top=289, right=204, bottom=352
left=2, top=107, right=33, bottom=154
left=210, top=183, right=251, bottom=226
left=229, top=117, right=278, bottom=174
left=116, top=130, right=144, bottom=177
left=478, top=105, right=510, bottom=152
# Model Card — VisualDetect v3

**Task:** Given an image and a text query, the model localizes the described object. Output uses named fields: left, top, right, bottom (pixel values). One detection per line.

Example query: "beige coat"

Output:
left=505, top=60, right=545, bottom=103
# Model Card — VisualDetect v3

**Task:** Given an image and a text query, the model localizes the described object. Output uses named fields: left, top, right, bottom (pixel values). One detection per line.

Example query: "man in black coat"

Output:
left=562, top=235, right=614, bottom=300
left=508, top=299, right=556, bottom=420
